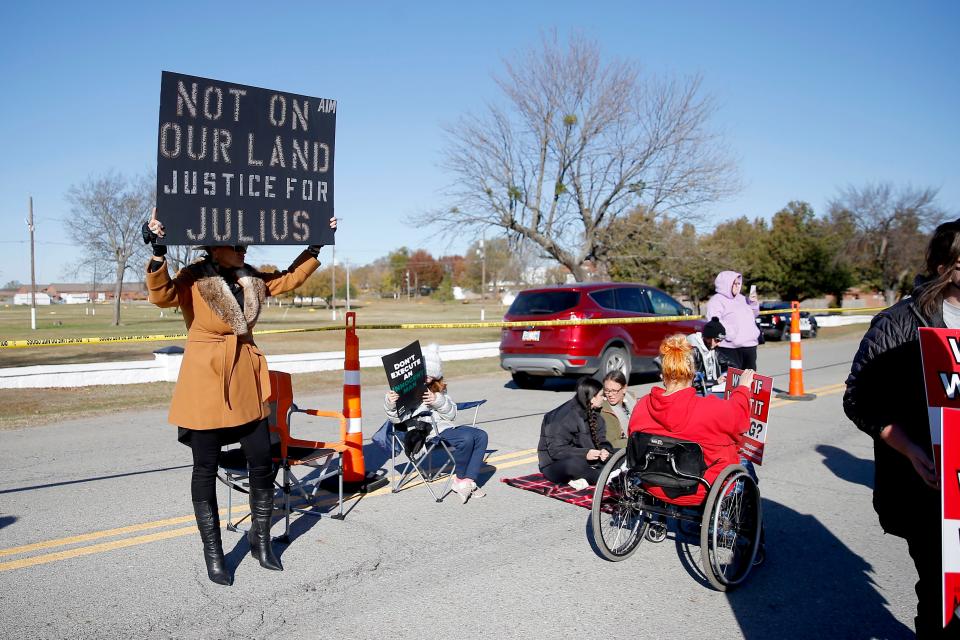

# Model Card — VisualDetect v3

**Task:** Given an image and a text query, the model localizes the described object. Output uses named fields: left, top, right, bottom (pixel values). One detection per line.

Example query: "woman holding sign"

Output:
left=384, top=344, right=490, bottom=504
left=142, top=210, right=336, bottom=586
left=629, top=334, right=754, bottom=504
left=844, top=220, right=960, bottom=637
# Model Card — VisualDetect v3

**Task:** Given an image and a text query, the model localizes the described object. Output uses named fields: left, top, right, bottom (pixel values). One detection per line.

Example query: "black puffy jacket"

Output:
left=537, top=398, right=612, bottom=471
left=843, top=292, right=942, bottom=538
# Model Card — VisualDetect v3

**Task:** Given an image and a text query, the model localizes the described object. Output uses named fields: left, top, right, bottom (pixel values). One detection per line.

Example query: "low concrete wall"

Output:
left=0, top=342, right=502, bottom=389
left=814, top=315, right=875, bottom=327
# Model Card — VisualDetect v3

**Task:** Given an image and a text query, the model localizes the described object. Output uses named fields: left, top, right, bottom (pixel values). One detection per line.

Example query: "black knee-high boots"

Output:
left=247, top=485, right=283, bottom=571
left=192, top=500, right=233, bottom=585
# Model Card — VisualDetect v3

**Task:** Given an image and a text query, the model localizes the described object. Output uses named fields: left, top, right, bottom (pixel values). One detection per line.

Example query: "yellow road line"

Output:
left=0, top=526, right=199, bottom=572
left=0, top=448, right=538, bottom=559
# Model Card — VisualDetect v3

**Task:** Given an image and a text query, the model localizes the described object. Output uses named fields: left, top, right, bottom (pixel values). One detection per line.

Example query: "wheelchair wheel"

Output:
left=590, top=448, right=648, bottom=561
left=700, top=465, right=762, bottom=591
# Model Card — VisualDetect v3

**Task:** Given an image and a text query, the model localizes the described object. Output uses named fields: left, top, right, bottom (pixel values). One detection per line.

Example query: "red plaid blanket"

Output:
left=500, top=472, right=596, bottom=510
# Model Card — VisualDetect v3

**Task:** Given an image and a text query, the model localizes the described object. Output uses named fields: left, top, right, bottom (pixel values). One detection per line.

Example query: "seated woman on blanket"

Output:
left=537, top=377, right=614, bottom=491
left=628, top=334, right=753, bottom=505
left=384, top=343, right=488, bottom=504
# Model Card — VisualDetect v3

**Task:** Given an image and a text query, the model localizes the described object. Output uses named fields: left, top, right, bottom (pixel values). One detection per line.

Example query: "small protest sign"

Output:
left=382, top=341, right=427, bottom=416
left=155, top=71, right=336, bottom=246
left=723, top=368, right=773, bottom=465
left=918, top=327, right=960, bottom=627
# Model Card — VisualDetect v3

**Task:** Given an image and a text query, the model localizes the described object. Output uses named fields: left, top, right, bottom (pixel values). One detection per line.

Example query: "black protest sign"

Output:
left=155, top=71, right=336, bottom=246
left=382, top=341, right=427, bottom=416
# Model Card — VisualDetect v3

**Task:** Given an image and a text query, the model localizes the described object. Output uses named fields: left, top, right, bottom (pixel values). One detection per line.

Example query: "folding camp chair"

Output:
left=218, top=370, right=346, bottom=541
left=387, top=399, right=487, bottom=502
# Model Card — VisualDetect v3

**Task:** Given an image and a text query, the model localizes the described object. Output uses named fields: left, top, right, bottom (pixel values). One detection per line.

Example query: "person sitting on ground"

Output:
left=537, top=377, right=614, bottom=490
left=384, top=343, right=489, bottom=503
left=599, top=371, right=637, bottom=448
left=629, top=334, right=753, bottom=506
left=687, top=317, right=728, bottom=395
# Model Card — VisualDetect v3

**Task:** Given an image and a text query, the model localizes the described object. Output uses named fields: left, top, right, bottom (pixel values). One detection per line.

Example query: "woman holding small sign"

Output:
left=142, top=209, right=336, bottom=586
left=384, top=344, right=490, bottom=504
left=845, top=220, right=960, bottom=636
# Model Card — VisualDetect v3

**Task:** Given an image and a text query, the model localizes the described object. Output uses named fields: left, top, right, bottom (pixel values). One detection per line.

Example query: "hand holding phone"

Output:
left=748, top=284, right=758, bottom=302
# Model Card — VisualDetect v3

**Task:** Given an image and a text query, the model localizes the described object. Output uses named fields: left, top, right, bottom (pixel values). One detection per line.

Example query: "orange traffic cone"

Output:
left=342, top=311, right=366, bottom=483
left=341, top=312, right=389, bottom=493
left=776, top=301, right=816, bottom=401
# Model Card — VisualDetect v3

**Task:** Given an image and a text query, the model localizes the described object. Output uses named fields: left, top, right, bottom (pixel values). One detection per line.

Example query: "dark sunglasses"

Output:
left=231, top=245, right=248, bottom=253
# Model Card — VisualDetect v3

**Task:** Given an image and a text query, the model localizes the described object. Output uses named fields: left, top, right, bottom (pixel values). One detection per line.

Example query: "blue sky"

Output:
left=0, top=1, right=957, bottom=285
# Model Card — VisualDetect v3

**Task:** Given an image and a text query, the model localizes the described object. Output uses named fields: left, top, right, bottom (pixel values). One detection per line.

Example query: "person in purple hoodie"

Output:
left=705, top=270, right=761, bottom=370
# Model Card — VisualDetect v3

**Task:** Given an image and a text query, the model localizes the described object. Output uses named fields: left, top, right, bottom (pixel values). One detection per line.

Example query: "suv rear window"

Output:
left=508, top=291, right=580, bottom=315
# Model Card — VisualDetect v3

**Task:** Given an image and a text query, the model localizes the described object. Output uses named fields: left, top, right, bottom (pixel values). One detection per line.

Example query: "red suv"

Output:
left=499, top=283, right=704, bottom=388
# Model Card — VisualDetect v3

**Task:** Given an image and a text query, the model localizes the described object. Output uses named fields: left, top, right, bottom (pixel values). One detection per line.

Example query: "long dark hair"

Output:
left=575, top=377, right=603, bottom=448
left=916, top=220, right=960, bottom=318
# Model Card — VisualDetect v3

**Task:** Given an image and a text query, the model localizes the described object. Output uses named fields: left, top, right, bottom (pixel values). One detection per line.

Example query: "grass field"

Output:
left=0, top=296, right=506, bottom=429
left=0, top=298, right=869, bottom=430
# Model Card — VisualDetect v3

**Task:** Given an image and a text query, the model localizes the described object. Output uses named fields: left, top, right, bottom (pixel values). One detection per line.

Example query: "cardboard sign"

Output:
left=918, top=327, right=960, bottom=627
left=723, top=368, right=773, bottom=465
left=382, top=341, right=427, bottom=416
left=156, top=71, right=336, bottom=246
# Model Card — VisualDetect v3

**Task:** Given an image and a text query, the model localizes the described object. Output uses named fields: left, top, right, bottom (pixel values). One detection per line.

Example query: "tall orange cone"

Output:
left=776, top=301, right=816, bottom=401
left=342, top=311, right=366, bottom=482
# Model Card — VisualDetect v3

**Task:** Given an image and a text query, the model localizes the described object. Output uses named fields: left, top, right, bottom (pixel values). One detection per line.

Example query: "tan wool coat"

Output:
left=146, top=251, right=319, bottom=430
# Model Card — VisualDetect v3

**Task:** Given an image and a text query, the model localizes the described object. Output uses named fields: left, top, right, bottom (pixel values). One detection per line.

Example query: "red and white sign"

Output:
left=723, top=367, right=774, bottom=465
left=919, top=328, right=960, bottom=628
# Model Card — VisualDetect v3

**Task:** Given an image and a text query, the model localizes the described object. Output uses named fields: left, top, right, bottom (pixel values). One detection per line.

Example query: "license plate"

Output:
left=522, top=330, right=540, bottom=341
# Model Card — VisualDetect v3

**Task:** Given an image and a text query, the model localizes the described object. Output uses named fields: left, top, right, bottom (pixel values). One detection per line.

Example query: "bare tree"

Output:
left=829, top=183, right=946, bottom=304
left=65, top=172, right=153, bottom=325
left=422, top=34, right=738, bottom=281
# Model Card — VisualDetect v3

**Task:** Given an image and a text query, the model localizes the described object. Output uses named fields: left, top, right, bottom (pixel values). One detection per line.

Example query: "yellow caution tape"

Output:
left=0, top=305, right=889, bottom=350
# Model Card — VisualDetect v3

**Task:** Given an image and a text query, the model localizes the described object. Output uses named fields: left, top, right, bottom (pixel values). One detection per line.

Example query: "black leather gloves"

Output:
left=142, top=222, right=167, bottom=257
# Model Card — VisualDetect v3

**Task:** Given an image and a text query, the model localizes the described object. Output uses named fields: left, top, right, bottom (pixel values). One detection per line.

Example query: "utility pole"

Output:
left=405, top=270, right=411, bottom=301
left=331, top=245, right=337, bottom=321
left=345, top=258, right=351, bottom=311
left=479, top=234, right=486, bottom=322
left=28, top=196, right=36, bottom=330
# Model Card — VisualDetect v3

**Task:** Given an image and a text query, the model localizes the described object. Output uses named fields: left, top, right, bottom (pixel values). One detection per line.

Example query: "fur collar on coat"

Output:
left=190, top=259, right=266, bottom=337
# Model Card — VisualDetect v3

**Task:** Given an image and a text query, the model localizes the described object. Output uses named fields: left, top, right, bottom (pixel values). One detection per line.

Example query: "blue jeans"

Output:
left=439, top=426, right=488, bottom=481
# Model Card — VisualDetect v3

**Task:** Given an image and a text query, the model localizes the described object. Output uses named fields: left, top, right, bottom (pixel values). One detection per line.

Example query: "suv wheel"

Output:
left=511, top=372, right=545, bottom=389
left=780, top=325, right=791, bottom=342
left=808, top=325, right=817, bottom=339
left=600, top=346, right=631, bottom=382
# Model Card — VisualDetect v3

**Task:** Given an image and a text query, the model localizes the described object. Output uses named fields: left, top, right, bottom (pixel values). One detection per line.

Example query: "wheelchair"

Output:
left=589, top=432, right=762, bottom=591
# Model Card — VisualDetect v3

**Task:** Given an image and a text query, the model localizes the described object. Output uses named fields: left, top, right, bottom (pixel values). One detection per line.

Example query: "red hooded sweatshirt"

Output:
left=628, top=385, right=750, bottom=505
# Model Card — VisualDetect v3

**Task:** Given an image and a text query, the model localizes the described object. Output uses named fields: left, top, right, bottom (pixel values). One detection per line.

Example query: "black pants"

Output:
left=542, top=456, right=602, bottom=486
left=717, top=346, right=758, bottom=371
left=188, top=418, right=273, bottom=503
left=906, top=528, right=955, bottom=638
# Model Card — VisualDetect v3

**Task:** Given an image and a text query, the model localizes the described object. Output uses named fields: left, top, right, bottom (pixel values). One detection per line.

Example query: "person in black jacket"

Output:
left=538, top=377, right=614, bottom=489
left=844, top=219, right=960, bottom=638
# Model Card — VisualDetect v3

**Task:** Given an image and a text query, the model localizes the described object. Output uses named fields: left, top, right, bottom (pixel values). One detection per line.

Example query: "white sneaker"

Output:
left=452, top=478, right=472, bottom=504
left=568, top=478, right=590, bottom=491
left=468, top=480, right=486, bottom=498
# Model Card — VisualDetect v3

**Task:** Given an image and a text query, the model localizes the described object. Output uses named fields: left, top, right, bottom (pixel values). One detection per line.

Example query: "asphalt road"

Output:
left=0, top=332, right=917, bottom=639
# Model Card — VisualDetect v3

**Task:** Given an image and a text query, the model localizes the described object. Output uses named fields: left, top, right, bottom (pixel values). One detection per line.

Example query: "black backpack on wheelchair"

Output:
left=626, top=432, right=708, bottom=499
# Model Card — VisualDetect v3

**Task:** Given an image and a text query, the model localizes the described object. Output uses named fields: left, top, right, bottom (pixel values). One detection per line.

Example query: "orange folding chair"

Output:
left=217, top=370, right=346, bottom=541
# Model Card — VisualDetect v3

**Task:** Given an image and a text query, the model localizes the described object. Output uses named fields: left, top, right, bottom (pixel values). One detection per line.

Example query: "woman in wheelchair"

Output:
left=384, top=344, right=489, bottom=503
left=629, top=334, right=754, bottom=506
left=588, top=334, right=762, bottom=588
left=537, top=377, right=614, bottom=490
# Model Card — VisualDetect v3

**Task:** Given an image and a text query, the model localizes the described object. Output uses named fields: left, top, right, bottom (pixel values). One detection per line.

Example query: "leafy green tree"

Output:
left=763, top=202, right=853, bottom=301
